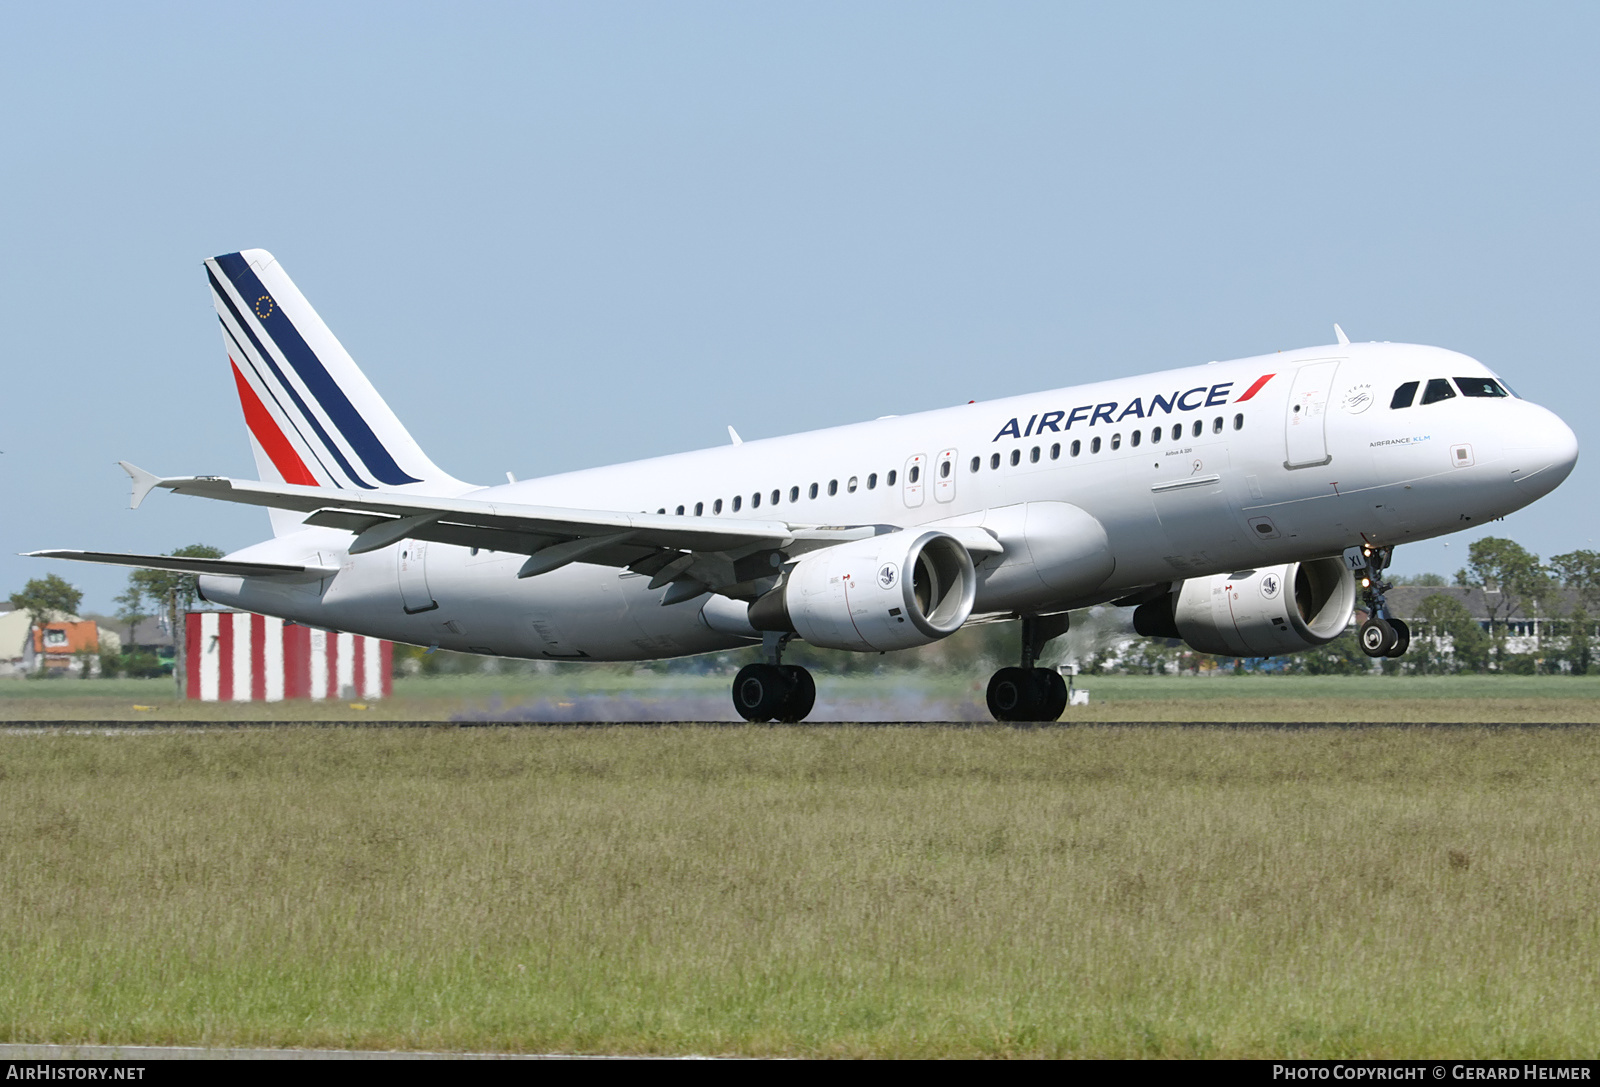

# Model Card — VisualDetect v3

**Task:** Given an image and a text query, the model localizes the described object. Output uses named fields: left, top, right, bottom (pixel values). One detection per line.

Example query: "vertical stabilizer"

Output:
left=206, top=250, right=468, bottom=536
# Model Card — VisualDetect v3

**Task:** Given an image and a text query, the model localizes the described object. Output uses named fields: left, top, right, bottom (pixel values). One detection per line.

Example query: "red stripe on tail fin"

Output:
left=231, top=360, right=318, bottom=486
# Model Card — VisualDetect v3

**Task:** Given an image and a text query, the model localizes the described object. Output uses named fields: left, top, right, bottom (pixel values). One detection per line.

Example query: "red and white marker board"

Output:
left=186, top=612, right=392, bottom=701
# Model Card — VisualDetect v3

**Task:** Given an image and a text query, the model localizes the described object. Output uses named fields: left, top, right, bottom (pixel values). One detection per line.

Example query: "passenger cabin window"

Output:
left=1071, top=439, right=1081, bottom=457
left=771, top=489, right=780, bottom=505
left=1391, top=381, right=1419, bottom=409
left=1191, top=420, right=1202, bottom=438
left=1050, top=442, right=1060, bottom=459
left=1233, top=413, right=1244, bottom=430
left=733, top=495, right=742, bottom=511
left=675, top=505, right=685, bottom=515
left=1421, top=378, right=1457, bottom=405
left=1171, top=424, right=1182, bottom=442
left=991, top=453, right=1001, bottom=470
left=694, top=502, right=703, bottom=516
left=969, top=456, right=980, bottom=473
left=713, top=499, right=722, bottom=514
left=1090, top=436, right=1101, bottom=453
left=1455, top=377, right=1508, bottom=398
left=828, top=479, right=839, bottom=496
left=789, top=486, right=800, bottom=503
left=1110, top=434, right=1121, bottom=451
left=751, top=492, right=761, bottom=508
left=808, top=482, right=819, bottom=499
left=1009, top=450, right=1020, bottom=466
left=848, top=476, right=858, bottom=492
left=1212, top=416, right=1223, bottom=433
left=1030, top=446, right=1040, bottom=463
left=887, top=470, right=897, bottom=486
left=867, top=473, right=878, bottom=490
left=1131, top=430, right=1142, bottom=447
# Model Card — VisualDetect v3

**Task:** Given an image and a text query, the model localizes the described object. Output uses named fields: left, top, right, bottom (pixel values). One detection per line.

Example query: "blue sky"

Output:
left=5, top=3, right=1597, bottom=613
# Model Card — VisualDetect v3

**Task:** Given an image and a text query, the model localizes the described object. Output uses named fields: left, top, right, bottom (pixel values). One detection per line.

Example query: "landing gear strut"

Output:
left=732, top=632, right=816, bottom=722
left=986, top=614, right=1071, bottom=722
left=1350, top=544, right=1410, bottom=659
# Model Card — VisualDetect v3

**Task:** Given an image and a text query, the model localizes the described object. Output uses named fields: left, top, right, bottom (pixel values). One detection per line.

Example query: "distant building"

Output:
left=1385, top=586, right=1595, bottom=654
left=0, top=605, right=123, bottom=677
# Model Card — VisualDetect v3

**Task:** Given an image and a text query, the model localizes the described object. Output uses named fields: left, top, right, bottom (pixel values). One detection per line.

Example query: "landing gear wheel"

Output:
left=777, top=665, right=816, bottom=723
left=987, top=667, right=1067, bottom=722
left=731, top=663, right=816, bottom=722
left=1359, top=618, right=1396, bottom=658
left=987, top=667, right=1035, bottom=722
left=733, top=663, right=789, bottom=722
left=1384, top=618, right=1411, bottom=659
left=1037, top=669, right=1068, bottom=722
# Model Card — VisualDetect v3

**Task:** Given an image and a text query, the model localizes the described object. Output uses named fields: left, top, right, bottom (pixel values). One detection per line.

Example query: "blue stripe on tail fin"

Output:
left=206, top=250, right=467, bottom=496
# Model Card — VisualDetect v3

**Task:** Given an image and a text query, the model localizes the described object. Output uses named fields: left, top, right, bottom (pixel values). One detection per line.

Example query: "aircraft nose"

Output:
left=1507, top=406, right=1579, bottom=500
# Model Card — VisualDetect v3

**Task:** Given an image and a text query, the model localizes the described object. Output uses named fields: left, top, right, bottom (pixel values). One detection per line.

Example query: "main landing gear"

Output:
left=732, top=632, right=816, bottom=722
left=1350, top=544, right=1411, bottom=659
left=986, top=614, right=1071, bottom=722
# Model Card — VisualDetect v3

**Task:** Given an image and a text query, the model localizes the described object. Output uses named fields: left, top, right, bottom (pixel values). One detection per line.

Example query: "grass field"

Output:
left=4, top=671, right=1600, bottom=723
left=3, top=724, right=1600, bottom=1057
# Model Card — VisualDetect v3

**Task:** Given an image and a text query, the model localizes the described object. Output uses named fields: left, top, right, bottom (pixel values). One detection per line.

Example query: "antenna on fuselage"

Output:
left=727, top=426, right=744, bottom=446
left=1334, top=323, right=1350, bottom=346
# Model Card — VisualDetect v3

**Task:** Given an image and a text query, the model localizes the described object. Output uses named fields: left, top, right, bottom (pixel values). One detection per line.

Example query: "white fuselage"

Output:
left=200, top=342, right=1578, bottom=660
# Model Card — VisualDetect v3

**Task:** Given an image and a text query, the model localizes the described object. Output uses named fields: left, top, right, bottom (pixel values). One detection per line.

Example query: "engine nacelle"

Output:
left=749, top=531, right=977, bottom=652
left=1133, top=557, right=1357, bottom=657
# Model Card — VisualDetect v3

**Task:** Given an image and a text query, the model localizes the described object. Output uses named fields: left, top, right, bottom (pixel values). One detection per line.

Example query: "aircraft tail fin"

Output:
left=205, top=250, right=468, bottom=536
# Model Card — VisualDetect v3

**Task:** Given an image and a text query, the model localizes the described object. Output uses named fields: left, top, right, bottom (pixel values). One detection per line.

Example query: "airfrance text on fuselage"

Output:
left=991, top=377, right=1270, bottom=443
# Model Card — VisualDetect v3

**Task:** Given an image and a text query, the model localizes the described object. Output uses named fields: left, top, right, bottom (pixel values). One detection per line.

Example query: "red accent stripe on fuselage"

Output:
left=1234, top=373, right=1275, bottom=402
left=231, top=359, right=319, bottom=486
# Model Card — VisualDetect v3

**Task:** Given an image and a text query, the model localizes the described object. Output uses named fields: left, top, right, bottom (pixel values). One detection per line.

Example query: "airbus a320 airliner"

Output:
left=32, top=250, right=1579, bottom=721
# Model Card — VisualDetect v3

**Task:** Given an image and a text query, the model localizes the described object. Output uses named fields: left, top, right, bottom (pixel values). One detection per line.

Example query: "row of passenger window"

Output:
left=973, top=414, right=1246, bottom=469
left=658, top=470, right=901, bottom=516
left=657, top=412, right=1247, bottom=516
left=1391, top=377, right=1509, bottom=409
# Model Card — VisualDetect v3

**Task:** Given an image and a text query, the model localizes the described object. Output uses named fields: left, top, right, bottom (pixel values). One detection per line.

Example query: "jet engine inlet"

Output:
left=748, top=530, right=977, bottom=652
left=1138, top=557, right=1357, bottom=657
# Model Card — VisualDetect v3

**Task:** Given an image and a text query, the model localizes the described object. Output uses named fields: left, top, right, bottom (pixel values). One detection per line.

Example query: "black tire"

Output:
left=1359, top=618, right=1396, bottom=658
left=732, top=663, right=790, bottom=722
left=777, top=665, right=816, bottom=723
left=1034, top=668, right=1068, bottom=721
left=987, top=666, right=1039, bottom=722
left=1384, top=618, right=1411, bottom=659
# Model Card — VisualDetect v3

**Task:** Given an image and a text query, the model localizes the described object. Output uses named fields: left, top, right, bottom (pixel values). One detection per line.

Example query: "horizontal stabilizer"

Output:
left=25, top=550, right=338, bottom=582
left=119, top=461, right=162, bottom=509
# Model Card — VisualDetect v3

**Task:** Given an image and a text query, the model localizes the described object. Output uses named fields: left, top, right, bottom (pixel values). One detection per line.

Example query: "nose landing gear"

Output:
left=985, top=613, right=1071, bottom=722
left=1349, top=545, right=1411, bottom=659
left=732, top=632, right=816, bottom=722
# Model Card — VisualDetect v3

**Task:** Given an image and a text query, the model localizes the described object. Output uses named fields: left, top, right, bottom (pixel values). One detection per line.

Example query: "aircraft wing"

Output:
left=25, top=550, right=339, bottom=582
left=118, top=462, right=888, bottom=601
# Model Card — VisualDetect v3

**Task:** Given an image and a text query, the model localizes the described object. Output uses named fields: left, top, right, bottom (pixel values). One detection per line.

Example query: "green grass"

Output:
left=3, top=726, right=1600, bottom=1056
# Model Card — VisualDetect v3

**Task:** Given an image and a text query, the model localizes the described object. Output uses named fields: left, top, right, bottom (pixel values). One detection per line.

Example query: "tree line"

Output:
left=9, top=545, right=221, bottom=689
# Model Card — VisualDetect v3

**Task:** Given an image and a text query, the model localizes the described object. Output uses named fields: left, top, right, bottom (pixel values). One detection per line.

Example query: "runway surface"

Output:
left=0, top=719, right=1585, bottom=729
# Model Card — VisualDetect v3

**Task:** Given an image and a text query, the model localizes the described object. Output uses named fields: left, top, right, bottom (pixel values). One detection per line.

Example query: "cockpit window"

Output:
left=1454, top=377, right=1508, bottom=398
left=1420, top=378, right=1457, bottom=406
left=1391, top=381, right=1419, bottom=409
